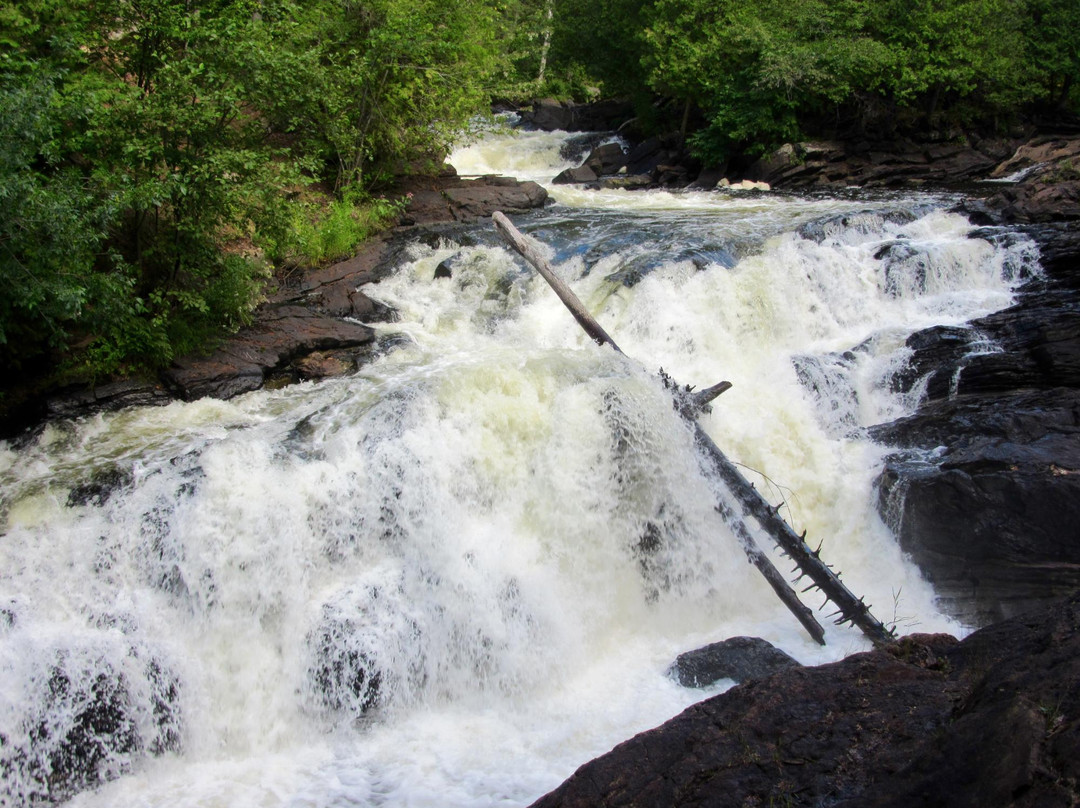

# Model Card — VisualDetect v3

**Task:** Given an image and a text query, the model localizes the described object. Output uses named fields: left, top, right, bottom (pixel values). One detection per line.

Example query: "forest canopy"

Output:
left=541, top=0, right=1079, bottom=160
left=1, top=0, right=1077, bottom=385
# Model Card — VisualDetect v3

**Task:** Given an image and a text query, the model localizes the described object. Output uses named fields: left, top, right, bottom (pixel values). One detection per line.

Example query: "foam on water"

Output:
left=0, top=125, right=1039, bottom=807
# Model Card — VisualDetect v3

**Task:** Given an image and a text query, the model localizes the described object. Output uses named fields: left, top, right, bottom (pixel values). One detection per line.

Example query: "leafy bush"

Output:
left=264, top=192, right=406, bottom=270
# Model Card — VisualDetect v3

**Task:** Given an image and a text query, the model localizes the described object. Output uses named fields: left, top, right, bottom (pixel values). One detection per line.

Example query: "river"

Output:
left=0, top=121, right=1039, bottom=806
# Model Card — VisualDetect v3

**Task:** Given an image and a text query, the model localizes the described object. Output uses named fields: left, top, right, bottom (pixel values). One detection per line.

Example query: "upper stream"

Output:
left=0, top=121, right=1040, bottom=807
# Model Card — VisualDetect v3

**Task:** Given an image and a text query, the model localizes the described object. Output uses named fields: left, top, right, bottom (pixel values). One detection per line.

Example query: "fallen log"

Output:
left=493, top=211, right=894, bottom=647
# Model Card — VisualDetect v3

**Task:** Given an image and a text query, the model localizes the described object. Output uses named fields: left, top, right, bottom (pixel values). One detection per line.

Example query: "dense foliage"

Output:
left=539, top=0, right=1080, bottom=161
left=2, top=0, right=1078, bottom=390
left=0, top=0, right=497, bottom=382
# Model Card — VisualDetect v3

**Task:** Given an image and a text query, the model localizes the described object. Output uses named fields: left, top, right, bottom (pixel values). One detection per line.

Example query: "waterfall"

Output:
left=0, top=123, right=1038, bottom=807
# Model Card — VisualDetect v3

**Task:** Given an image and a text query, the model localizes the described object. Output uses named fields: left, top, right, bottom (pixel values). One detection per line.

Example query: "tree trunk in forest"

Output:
left=537, top=0, right=554, bottom=84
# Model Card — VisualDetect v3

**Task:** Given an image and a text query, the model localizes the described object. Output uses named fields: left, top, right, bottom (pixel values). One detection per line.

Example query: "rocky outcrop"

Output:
left=551, top=131, right=704, bottom=191
left=530, top=591, right=1080, bottom=808
left=161, top=305, right=380, bottom=400
left=519, top=98, right=635, bottom=132
left=743, top=137, right=1017, bottom=189
left=397, top=171, right=548, bottom=225
left=868, top=224, right=1080, bottom=627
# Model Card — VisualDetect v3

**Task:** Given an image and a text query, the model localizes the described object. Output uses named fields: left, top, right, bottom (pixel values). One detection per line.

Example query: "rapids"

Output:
left=0, top=120, right=1040, bottom=807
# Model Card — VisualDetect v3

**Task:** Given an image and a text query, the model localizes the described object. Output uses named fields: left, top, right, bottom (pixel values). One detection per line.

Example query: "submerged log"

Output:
left=493, top=211, right=894, bottom=648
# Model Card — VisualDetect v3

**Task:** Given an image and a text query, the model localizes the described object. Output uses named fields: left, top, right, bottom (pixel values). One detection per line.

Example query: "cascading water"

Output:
left=0, top=121, right=1040, bottom=807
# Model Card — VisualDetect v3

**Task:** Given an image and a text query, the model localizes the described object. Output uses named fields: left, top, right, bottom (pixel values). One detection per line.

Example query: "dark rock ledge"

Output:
left=531, top=592, right=1080, bottom=808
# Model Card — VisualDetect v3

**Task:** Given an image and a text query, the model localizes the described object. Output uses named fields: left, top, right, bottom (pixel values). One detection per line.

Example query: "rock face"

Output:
left=530, top=592, right=1080, bottom=808
left=744, top=137, right=1015, bottom=189
left=870, top=226, right=1080, bottom=626
left=520, top=98, right=634, bottom=132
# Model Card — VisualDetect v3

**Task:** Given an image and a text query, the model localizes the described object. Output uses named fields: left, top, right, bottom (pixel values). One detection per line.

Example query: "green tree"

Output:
left=1023, top=0, right=1080, bottom=112
left=868, top=0, right=1031, bottom=125
left=1, top=0, right=502, bottom=383
left=280, top=0, right=499, bottom=189
left=643, top=0, right=893, bottom=163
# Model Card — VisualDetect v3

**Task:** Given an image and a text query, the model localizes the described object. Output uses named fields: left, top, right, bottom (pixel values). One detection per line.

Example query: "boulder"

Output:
left=583, top=142, right=628, bottom=175
left=668, top=636, right=801, bottom=687
left=553, top=165, right=599, bottom=185
left=1, top=643, right=182, bottom=806
left=530, top=592, right=1080, bottom=808
left=399, top=175, right=548, bottom=224
left=522, top=99, right=634, bottom=132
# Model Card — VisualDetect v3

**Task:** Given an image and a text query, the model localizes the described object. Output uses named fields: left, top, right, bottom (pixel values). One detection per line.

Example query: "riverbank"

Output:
left=0, top=171, right=549, bottom=438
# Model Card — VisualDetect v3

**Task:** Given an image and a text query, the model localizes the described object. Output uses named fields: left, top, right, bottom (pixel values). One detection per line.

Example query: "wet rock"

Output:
left=624, top=134, right=685, bottom=178
left=521, top=99, right=634, bottom=132
left=306, top=584, right=424, bottom=718
left=530, top=592, right=1080, bottom=808
left=162, top=305, right=377, bottom=400
left=44, top=379, right=173, bottom=421
left=553, top=165, right=599, bottom=185
left=746, top=136, right=1016, bottom=190
left=654, top=164, right=690, bottom=187
left=559, top=132, right=612, bottom=163
left=888, top=324, right=977, bottom=398
left=67, top=466, right=135, bottom=507
left=688, top=167, right=725, bottom=190
left=309, top=623, right=384, bottom=716
left=591, top=174, right=653, bottom=191
left=877, top=426, right=1080, bottom=626
left=988, top=180, right=1080, bottom=223
left=1, top=647, right=182, bottom=806
left=869, top=226, right=1080, bottom=625
left=668, top=636, right=801, bottom=687
left=433, top=259, right=454, bottom=279
left=293, top=351, right=356, bottom=380
left=396, top=173, right=548, bottom=225
left=443, top=180, right=548, bottom=221
left=583, top=142, right=628, bottom=176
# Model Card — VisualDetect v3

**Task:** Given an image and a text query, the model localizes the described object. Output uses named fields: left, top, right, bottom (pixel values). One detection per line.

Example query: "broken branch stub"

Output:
left=492, top=211, right=894, bottom=647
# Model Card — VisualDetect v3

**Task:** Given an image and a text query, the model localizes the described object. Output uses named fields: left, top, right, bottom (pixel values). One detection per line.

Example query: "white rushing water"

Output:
left=0, top=122, right=1040, bottom=807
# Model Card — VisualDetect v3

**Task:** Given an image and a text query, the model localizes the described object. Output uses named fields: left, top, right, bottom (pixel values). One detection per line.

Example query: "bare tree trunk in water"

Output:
left=493, top=210, right=897, bottom=648
left=537, top=0, right=554, bottom=84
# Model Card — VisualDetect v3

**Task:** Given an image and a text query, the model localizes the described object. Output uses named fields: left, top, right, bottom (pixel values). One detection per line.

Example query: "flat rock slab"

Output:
left=530, top=592, right=1080, bottom=808
left=162, top=306, right=376, bottom=400
left=399, top=174, right=548, bottom=224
